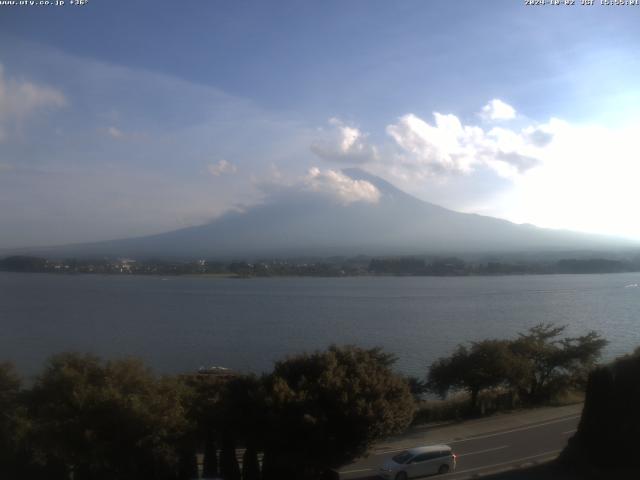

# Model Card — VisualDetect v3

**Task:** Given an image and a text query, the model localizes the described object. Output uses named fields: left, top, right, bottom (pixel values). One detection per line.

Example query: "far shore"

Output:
left=3, top=253, right=640, bottom=278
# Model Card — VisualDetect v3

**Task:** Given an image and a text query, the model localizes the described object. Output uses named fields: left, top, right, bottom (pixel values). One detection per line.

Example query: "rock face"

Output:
left=562, top=348, right=640, bottom=475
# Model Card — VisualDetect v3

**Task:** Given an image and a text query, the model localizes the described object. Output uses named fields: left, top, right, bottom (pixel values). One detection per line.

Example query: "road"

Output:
left=338, top=405, right=581, bottom=480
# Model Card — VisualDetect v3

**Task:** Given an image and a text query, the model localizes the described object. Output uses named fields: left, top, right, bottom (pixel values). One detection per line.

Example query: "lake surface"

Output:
left=1, top=272, right=640, bottom=378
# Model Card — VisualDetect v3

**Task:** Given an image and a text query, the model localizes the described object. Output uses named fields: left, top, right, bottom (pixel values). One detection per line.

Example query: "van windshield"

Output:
left=392, top=452, right=413, bottom=464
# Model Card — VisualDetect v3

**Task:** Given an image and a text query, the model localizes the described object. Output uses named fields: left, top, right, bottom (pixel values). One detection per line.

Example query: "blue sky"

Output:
left=1, top=0, right=640, bottom=248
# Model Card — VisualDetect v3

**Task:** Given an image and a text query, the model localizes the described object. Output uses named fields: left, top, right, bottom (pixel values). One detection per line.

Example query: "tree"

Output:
left=180, top=373, right=227, bottom=478
left=561, top=347, right=640, bottom=472
left=0, top=362, right=26, bottom=478
left=510, top=324, right=607, bottom=402
left=263, top=345, right=415, bottom=479
left=219, top=433, right=241, bottom=480
left=177, top=447, right=198, bottom=480
left=405, top=376, right=429, bottom=401
left=218, top=376, right=265, bottom=480
left=427, top=324, right=608, bottom=410
left=427, top=340, right=519, bottom=411
left=201, top=433, right=219, bottom=478
left=183, top=372, right=266, bottom=480
left=0, top=255, right=48, bottom=272
left=27, top=353, right=190, bottom=480
left=242, top=445, right=260, bottom=480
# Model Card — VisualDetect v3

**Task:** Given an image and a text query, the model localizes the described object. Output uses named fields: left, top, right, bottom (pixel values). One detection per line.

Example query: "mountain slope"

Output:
left=11, top=169, right=636, bottom=259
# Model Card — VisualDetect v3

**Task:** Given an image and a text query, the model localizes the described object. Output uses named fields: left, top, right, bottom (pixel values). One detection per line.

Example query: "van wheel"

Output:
left=395, top=472, right=407, bottom=480
left=438, top=464, right=450, bottom=474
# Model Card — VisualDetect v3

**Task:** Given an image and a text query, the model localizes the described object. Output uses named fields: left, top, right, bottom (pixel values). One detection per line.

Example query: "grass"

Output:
left=548, top=390, right=585, bottom=407
left=412, top=389, right=584, bottom=426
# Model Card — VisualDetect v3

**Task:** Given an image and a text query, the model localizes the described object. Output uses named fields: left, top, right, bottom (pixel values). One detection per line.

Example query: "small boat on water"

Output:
left=197, top=365, right=235, bottom=377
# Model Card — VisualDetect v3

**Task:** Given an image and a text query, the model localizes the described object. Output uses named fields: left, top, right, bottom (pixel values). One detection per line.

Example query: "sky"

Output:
left=1, top=0, right=640, bottom=248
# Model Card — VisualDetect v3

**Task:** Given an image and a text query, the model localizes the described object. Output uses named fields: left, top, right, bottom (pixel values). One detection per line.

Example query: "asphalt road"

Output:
left=338, top=410, right=581, bottom=480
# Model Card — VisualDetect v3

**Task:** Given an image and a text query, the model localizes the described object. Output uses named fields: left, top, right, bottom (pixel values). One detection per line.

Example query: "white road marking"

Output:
left=340, top=468, right=373, bottom=474
left=375, top=414, right=579, bottom=455
left=356, top=413, right=578, bottom=473
left=376, top=447, right=411, bottom=454
left=449, top=415, right=580, bottom=444
left=457, top=445, right=509, bottom=457
left=450, top=449, right=561, bottom=476
left=341, top=447, right=509, bottom=475
left=562, top=429, right=577, bottom=435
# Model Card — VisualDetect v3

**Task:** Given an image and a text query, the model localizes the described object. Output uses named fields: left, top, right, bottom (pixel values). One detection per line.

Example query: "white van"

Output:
left=378, top=445, right=457, bottom=479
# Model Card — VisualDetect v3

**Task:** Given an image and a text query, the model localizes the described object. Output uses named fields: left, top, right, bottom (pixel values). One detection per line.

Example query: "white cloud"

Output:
left=208, top=159, right=237, bottom=176
left=311, top=118, right=378, bottom=164
left=0, top=46, right=314, bottom=248
left=386, top=111, right=541, bottom=179
left=0, top=64, right=66, bottom=141
left=523, top=125, right=554, bottom=147
left=304, top=167, right=380, bottom=204
left=480, top=99, right=516, bottom=121
left=490, top=118, right=640, bottom=239
left=372, top=103, right=640, bottom=240
left=101, top=125, right=149, bottom=142
left=106, top=126, right=124, bottom=139
left=387, top=113, right=481, bottom=174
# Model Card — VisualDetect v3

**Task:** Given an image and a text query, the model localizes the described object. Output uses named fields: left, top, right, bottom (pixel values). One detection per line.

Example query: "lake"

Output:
left=1, top=272, right=639, bottom=378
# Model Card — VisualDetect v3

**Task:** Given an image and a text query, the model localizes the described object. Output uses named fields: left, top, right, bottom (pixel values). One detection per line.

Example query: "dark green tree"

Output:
left=180, top=373, right=226, bottom=477
left=177, top=448, right=198, bottom=480
left=182, top=372, right=264, bottom=480
left=220, top=375, right=268, bottom=449
left=510, top=324, right=607, bottom=402
left=405, top=376, right=429, bottom=401
left=428, top=340, right=519, bottom=410
left=202, top=433, right=218, bottom=478
left=27, top=353, right=190, bottom=480
left=561, top=347, right=640, bottom=472
left=242, top=445, right=260, bottom=480
left=0, top=362, right=26, bottom=478
left=264, top=345, right=415, bottom=479
left=219, top=433, right=241, bottom=480
left=428, top=324, right=608, bottom=409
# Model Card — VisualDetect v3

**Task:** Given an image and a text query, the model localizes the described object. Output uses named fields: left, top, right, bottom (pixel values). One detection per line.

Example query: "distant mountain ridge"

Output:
left=6, top=168, right=636, bottom=259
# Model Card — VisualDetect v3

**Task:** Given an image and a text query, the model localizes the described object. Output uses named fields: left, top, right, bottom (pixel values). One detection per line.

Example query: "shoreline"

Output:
left=3, top=270, right=640, bottom=278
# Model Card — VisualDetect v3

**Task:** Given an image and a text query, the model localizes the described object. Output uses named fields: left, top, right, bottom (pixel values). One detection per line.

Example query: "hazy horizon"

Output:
left=3, top=168, right=637, bottom=259
left=2, top=2, right=640, bottom=249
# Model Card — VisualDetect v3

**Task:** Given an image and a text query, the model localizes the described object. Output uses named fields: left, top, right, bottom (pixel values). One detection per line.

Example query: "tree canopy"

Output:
left=427, top=324, right=607, bottom=408
left=26, top=353, right=190, bottom=480
left=0, top=330, right=609, bottom=480
left=428, top=340, right=522, bottom=409
left=511, top=324, right=608, bottom=401
left=263, top=345, right=415, bottom=479
left=0, top=362, right=25, bottom=478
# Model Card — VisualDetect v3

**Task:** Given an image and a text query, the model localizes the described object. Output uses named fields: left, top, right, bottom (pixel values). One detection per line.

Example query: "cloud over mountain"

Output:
left=304, top=167, right=380, bottom=204
left=311, top=118, right=378, bottom=164
left=385, top=110, right=542, bottom=178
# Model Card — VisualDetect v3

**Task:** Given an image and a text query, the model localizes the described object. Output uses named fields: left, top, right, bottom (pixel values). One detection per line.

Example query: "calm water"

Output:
left=1, top=272, right=640, bottom=378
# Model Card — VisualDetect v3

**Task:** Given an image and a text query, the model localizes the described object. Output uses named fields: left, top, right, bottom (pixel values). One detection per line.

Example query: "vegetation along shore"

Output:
left=2, top=323, right=632, bottom=480
left=3, top=254, right=640, bottom=277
